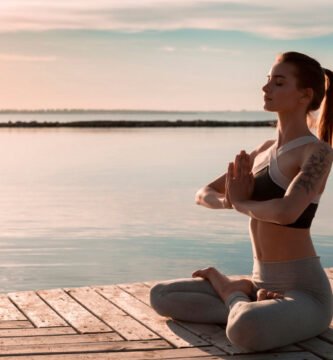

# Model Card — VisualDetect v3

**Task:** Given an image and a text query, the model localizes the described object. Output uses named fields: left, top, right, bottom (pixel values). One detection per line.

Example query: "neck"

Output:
left=276, top=110, right=313, bottom=147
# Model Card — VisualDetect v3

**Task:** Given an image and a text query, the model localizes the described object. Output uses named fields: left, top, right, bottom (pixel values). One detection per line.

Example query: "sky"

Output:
left=0, top=0, right=333, bottom=111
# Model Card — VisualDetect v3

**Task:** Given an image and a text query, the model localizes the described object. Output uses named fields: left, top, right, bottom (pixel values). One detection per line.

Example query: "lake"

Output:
left=0, top=125, right=332, bottom=292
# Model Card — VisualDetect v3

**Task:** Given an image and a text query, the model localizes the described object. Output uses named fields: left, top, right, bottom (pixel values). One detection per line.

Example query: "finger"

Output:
left=227, top=162, right=234, bottom=179
left=273, top=293, right=284, bottom=299
left=243, top=154, right=251, bottom=173
left=257, top=289, right=267, bottom=301
left=239, top=151, right=250, bottom=177
left=225, top=188, right=232, bottom=207
left=234, top=155, right=241, bottom=178
left=239, top=154, right=247, bottom=177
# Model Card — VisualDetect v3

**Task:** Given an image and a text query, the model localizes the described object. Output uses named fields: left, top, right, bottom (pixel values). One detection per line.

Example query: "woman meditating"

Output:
left=150, top=52, right=333, bottom=352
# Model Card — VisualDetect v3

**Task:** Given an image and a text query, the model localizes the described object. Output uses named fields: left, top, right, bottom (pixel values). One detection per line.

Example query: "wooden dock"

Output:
left=0, top=270, right=332, bottom=359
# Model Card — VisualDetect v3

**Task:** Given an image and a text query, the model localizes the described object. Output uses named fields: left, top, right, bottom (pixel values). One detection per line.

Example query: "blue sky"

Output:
left=0, top=0, right=333, bottom=110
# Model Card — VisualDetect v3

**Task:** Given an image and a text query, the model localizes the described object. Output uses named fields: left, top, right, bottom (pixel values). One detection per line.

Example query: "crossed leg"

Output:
left=150, top=277, right=229, bottom=323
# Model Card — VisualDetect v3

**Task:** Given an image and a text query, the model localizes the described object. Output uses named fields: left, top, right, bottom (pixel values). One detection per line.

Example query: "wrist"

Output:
left=221, top=198, right=232, bottom=209
left=232, top=199, right=247, bottom=212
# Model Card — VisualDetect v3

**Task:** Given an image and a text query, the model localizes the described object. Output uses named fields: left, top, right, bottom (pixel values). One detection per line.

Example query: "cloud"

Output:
left=0, top=1, right=332, bottom=39
left=161, top=46, right=177, bottom=52
left=0, top=53, right=57, bottom=62
left=160, top=45, right=242, bottom=55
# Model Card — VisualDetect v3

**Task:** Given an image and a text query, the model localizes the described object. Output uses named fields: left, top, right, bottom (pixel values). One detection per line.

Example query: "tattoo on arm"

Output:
left=294, top=144, right=332, bottom=194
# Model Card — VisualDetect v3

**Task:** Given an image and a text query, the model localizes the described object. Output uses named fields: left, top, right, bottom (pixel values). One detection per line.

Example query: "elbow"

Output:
left=195, top=188, right=204, bottom=205
left=273, top=202, right=300, bottom=225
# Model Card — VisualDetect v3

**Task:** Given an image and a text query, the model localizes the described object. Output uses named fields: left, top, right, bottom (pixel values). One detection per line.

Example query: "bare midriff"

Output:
left=249, top=218, right=317, bottom=262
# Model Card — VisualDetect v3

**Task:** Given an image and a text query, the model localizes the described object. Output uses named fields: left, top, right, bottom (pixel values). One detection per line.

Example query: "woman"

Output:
left=150, top=52, right=333, bottom=352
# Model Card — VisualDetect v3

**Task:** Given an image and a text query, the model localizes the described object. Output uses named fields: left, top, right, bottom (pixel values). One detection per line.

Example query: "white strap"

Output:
left=277, top=136, right=319, bottom=157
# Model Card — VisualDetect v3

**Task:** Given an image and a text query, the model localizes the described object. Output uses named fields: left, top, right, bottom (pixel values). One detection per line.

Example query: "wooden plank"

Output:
left=121, top=281, right=248, bottom=354
left=38, top=288, right=111, bottom=333
left=118, top=282, right=151, bottom=305
left=0, top=339, right=170, bottom=356
left=8, top=291, right=67, bottom=327
left=0, top=294, right=26, bottom=320
left=0, top=346, right=224, bottom=359
left=298, top=336, right=333, bottom=359
left=95, top=285, right=208, bottom=348
left=0, top=332, right=122, bottom=346
left=0, top=321, right=34, bottom=329
left=0, top=326, right=76, bottom=337
left=67, top=286, right=158, bottom=340
left=176, top=353, right=321, bottom=360
left=179, top=322, right=244, bottom=355
left=144, top=280, right=163, bottom=288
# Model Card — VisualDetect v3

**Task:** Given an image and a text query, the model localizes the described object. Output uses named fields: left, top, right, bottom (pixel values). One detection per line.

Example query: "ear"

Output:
left=299, top=87, right=314, bottom=105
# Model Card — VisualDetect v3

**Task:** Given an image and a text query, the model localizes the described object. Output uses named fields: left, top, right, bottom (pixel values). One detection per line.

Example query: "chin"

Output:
left=263, top=103, right=276, bottom=112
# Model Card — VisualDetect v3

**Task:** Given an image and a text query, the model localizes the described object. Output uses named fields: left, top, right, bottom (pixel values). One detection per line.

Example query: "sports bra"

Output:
left=250, top=135, right=320, bottom=228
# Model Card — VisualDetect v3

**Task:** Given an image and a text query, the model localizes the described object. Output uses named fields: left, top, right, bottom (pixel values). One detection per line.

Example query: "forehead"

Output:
left=268, top=62, right=297, bottom=79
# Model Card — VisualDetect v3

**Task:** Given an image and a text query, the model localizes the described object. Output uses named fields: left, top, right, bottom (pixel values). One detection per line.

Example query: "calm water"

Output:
left=0, top=126, right=332, bottom=292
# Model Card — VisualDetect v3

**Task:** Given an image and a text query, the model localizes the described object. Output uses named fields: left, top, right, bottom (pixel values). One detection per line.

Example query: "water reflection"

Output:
left=0, top=127, right=331, bottom=292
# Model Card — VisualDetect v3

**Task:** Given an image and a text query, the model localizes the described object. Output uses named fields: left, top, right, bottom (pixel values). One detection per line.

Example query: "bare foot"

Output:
left=192, top=267, right=254, bottom=303
left=257, top=288, right=284, bottom=301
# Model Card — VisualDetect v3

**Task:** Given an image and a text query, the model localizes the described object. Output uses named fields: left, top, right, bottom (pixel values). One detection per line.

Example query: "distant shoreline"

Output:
left=0, top=120, right=277, bottom=128
left=0, top=109, right=263, bottom=114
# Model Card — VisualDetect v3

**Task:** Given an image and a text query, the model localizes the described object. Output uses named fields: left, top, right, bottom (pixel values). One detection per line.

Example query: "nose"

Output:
left=262, top=82, right=269, bottom=93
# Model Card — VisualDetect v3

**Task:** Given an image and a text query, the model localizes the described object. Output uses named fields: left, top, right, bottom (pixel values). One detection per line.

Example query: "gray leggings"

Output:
left=150, top=256, right=333, bottom=352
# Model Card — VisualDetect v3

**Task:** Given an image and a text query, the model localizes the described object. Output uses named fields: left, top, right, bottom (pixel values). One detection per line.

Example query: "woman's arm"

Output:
left=230, top=142, right=333, bottom=224
left=195, top=178, right=230, bottom=209
left=195, top=140, right=274, bottom=210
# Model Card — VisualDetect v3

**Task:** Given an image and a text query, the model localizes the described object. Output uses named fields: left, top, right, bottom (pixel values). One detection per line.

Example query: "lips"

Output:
left=264, top=96, right=272, bottom=101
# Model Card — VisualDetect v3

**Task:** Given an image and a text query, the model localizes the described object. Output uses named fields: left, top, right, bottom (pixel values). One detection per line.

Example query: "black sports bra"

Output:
left=250, top=136, right=320, bottom=229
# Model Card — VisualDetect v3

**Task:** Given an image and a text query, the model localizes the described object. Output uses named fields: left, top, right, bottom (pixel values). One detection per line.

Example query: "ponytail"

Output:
left=317, top=68, right=333, bottom=146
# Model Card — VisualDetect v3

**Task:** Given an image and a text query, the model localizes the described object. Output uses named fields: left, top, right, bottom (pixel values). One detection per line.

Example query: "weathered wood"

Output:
left=122, top=281, right=250, bottom=354
left=38, top=288, right=111, bottom=333
left=0, top=320, right=33, bottom=329
left=144, top=280, right=163, bottom=288
left=0, top=272, right=331, bottom=359
left=8, top=291, right=67, bottom=327
left=118, top=282, right=151, bottom=305
left=172, top=353, right=321, bottom=360
left=66, top=286, right=158, bottom=340
left=95, top=285, right=208, bottom=348
left=0, top=346, right=224, bottom=359
left=298, top=336, right=333, bottom=359
left=0, top=295, right=26, bottom=321
left=0, top=339, right=171, bottom=356
left=0, top=326, right=76, bottom=337
left=177, top=322, right=244, bottom=354
left=0, top=332, right=122, bottom=346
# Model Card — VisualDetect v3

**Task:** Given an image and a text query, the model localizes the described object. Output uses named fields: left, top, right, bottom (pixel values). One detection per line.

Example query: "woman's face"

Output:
left=262, top=61, right=307, bottom=113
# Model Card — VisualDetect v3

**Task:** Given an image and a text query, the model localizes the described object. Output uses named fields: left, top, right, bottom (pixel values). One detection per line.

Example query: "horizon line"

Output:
left=0, top=108, right=264, bottom=113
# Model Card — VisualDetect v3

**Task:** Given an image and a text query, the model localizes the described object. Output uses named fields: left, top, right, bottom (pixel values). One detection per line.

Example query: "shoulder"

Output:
left=249, top=139, right=275, bottom=162
left=298, top=140, right=333, bottom=192
left=302, top=140, right=333, bottom=169
left=256, top=139, right=276, bottom=153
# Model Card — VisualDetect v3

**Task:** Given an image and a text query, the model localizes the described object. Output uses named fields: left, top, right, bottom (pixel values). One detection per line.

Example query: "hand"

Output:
left=221, top=192, right=232, bottom=209
left=257, top=288, right=284, bottom=301
left=226, top=150, right=254, bottom=205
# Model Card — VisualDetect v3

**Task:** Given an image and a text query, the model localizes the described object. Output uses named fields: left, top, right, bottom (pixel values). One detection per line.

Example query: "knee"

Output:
left=226, top=305, right=267, bottom=352
left=150, top=283, right=169, bottom=317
